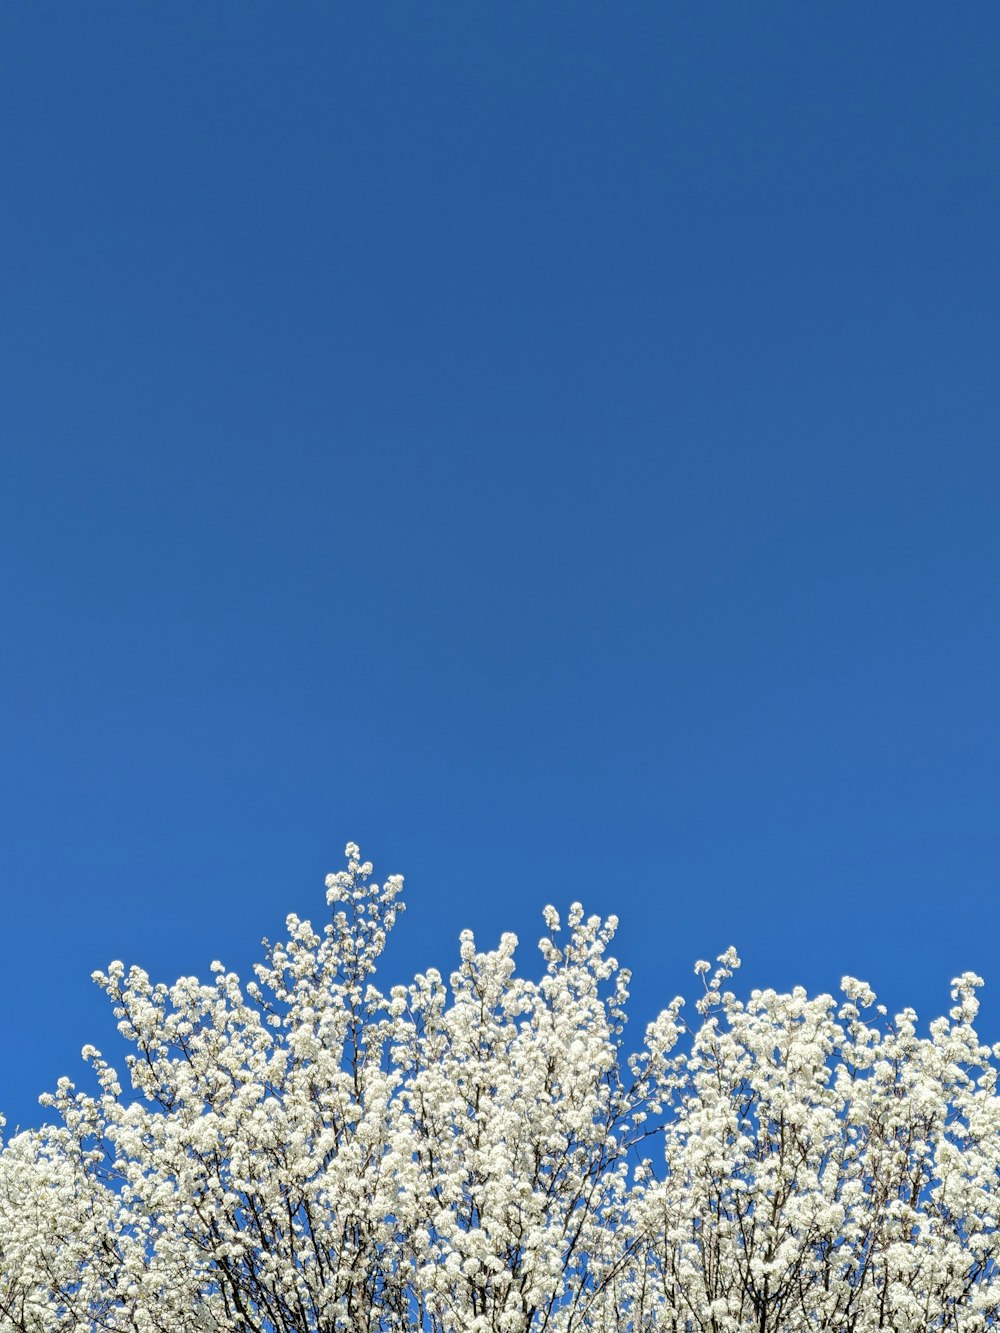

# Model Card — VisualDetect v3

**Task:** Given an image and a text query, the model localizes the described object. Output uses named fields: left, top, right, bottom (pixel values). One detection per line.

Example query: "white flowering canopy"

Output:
left=2, top=845, right=999, bottom=1332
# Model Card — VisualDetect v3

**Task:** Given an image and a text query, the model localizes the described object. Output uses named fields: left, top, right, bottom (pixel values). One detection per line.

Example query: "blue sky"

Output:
left=2, top=3, right=999, bottom=1131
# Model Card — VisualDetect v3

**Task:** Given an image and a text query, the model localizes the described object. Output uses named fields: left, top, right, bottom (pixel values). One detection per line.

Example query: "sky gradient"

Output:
left=2, top=3, right=1000, bottom=1132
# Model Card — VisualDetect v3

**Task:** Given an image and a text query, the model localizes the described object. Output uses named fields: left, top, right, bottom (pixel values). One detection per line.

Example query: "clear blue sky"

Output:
left=2, top=4, right=999, bottom=1131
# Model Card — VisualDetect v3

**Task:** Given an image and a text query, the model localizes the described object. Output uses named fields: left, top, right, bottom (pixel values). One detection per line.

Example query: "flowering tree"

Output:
left=2, top=845, right=999, bottom=1331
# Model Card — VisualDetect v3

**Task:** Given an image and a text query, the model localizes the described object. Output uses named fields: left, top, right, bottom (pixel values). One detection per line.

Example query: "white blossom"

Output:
left=1, top=846, right=999, bottom=1331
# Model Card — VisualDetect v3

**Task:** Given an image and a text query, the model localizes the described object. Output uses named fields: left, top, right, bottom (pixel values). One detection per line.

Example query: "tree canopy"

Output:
left=2, top=847, right=999, bottom=1331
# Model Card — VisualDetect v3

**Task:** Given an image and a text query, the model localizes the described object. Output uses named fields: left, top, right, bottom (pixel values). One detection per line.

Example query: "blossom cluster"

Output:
left=2, top=845, right=999, bottom=1331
